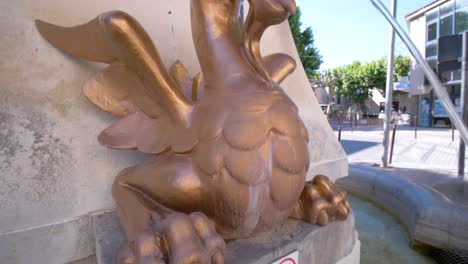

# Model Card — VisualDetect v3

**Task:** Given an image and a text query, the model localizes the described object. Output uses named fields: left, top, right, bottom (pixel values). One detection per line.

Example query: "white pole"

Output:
left=382, top=0, right=397, bottom=167
left=459, top=32, right=468, bottom=182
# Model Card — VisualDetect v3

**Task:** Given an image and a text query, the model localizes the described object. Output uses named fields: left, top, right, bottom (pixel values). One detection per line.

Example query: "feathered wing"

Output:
left=35, top=17, right=117, bottom=63
left=169, top=60, right=205, bottom=102
left=36, top=11, right=200, bottom=154
left=35, top=4, right=297, bottom=154
left=263, top=54, right=296, bottom=84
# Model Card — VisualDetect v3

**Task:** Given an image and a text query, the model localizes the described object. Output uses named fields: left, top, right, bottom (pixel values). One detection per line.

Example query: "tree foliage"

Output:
left=288, top=7, right=322, bottom=77
left=325, top=56, right=410, bottom=103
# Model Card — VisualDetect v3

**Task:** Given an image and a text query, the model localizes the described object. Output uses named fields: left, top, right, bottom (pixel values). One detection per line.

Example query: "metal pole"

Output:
left=381, top=0, right=397, bottom=168
left=414, top=115, right=418, bottom=139
left=458, top=32, right=468, bottom=181
left=338, top=125, right=342, bottom=142
left=452, top=123, right=455, bottom=142
left=368, top=104, right=371, bottom=126
left=390, top=124, right=397, bottom=164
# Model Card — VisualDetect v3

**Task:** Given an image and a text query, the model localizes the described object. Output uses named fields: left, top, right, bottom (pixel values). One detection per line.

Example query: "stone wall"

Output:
left=0, top=1, right=347, bottom=262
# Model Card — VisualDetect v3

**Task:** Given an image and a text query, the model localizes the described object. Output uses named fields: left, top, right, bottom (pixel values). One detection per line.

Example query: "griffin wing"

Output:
left=36, top=11, right=201, bottom=153
left=36, top=4, right=298, bottom=154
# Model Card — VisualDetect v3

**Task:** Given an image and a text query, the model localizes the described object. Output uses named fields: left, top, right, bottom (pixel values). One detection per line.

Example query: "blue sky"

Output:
left=296, top=0, right=434, bottom=70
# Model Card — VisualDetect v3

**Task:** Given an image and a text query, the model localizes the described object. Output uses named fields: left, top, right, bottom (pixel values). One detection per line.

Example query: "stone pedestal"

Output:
left=92, top=211, right=359, bottom=264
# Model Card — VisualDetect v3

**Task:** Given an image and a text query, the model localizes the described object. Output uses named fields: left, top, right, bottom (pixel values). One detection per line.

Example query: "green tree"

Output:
left=393, top=56, right=411, bottom=83
left=331, top=62, right=369, bottom=104
left=328, top=56, right=411, bottom=104
left=288, top=7, right=322, bottom=76
left=361, top=56, right=411, bottom=92
left=361, top=58, right=387, bottom=91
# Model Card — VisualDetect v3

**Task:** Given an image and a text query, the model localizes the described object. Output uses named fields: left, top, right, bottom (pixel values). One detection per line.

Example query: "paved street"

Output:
left=335, top=124, right=468, bottom=176
left=335, top=124, right=468, bottom=206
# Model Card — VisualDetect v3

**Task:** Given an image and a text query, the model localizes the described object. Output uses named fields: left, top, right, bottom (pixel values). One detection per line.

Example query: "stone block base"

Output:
left=93, top=211, right=359, bottom=264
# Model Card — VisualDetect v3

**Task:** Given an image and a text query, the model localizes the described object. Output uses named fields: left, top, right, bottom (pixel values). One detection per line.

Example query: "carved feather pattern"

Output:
left=191, top=88, right=308, bottom=237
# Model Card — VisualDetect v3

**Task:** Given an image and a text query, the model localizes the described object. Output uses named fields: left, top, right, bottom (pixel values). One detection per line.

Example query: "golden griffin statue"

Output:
left=36, top=0, right=349, bottom=263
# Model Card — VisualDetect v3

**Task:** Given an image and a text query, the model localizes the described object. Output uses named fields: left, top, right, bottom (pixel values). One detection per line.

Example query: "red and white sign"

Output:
left=271, top=251, right=299, bottom=264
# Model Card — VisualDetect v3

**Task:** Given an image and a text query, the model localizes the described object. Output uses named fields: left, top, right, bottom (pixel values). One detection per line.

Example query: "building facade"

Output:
left=406, top=0, right=468, bottom=127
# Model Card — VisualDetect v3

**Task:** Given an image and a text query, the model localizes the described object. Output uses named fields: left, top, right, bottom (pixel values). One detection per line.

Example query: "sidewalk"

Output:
left=337, top=125, right=468, bottom=205
left=337, top=125, right=468, bottom=176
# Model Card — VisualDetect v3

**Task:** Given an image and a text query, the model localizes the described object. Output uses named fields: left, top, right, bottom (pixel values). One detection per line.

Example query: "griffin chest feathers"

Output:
left=192, top=90, right=310, bottom=236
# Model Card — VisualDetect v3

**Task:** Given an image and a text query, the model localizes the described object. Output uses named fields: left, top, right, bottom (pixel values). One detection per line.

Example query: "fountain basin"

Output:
left=338, top=164, right=468, bottom=252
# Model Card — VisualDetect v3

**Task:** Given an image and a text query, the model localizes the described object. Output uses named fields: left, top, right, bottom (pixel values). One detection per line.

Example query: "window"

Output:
left=440, top=15, right=454, bottom=37
left=441, top=70, right=461, bottom=83
left=425, top=58, right=436, bottom=86
left=427, top=8, right=439, bottom=21
left=441, top=70, right=452, bottom=83
left=454, top=69, right=462, bottom=81
left=426, top=59, right=437, bottom=85
left=456, top=8, right=468, bottom=33
left=441, top=1, right=454, bottom=16
left=428, top=22, right=438, bottom=41
left=428, top=59, right=437, bottom=70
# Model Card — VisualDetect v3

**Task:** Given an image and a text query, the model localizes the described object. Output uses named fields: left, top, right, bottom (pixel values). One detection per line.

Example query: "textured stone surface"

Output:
left=339, top=164, right=468, bottom=252
left=337, top=236, right=360, bottom=264
left=0, top=215, right=94, bottom=264
left=225, top=217, right=357, bottom=264
left=92, top=211, right=358, bottom=264
left=68, top=255, right=97, bottom=264
left=0, top=1, right=347, bottom=263
left=93, top=212, right=126, bottom=264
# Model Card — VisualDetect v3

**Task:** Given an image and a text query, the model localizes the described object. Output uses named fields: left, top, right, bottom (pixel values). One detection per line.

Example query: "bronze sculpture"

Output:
left=36, top=0, right=350, bottom=263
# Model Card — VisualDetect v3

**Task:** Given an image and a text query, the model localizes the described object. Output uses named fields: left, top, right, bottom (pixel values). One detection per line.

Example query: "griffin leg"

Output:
left=289, top=175, right=350, bottom=226
left=112, top=154, right=224, bottom=264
